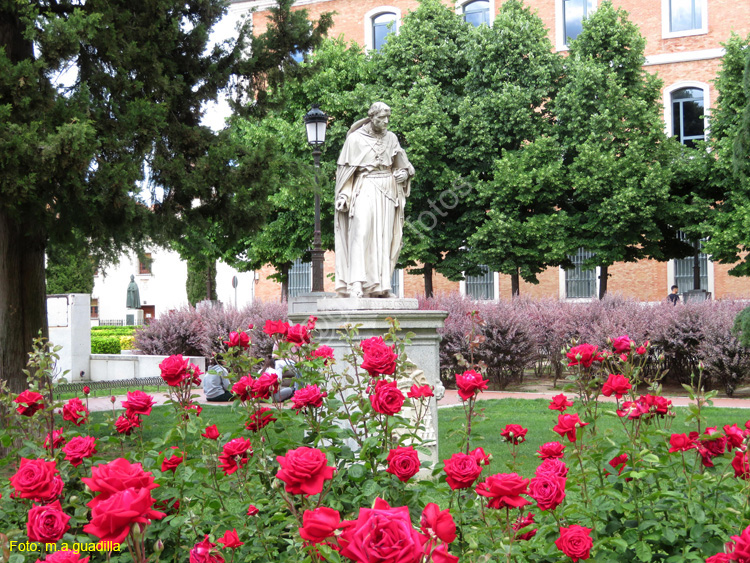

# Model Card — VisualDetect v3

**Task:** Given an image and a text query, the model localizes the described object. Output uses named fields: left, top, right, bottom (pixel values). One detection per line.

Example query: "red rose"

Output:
left=44, top=428, right=65, bottom=450
left=553, top=413, right=588, bottom=442
left=306, top=315, right=317, bottom=330
left=535, top=458, right=569, bottom=478
left=370, top=380, right=405, bottom=416
left=611, top=335, right=634, bottom=354
left=470, top=446, right=491, bottom=467
left=636, top=346, right=647, bottom=355
left=455, top=369, right=489, bottom=401
left=35, top=552, right=90, bottom=563
left=728, top=525, right=750, bottom=561
left=361, top=339, right=398, bottom=376
left=360, top=336, right=386, bottom=353
left=601, top=374, right=631, bottom=400
left=501, top=424, right=528, bottom=444
left=27, top=500, right=71, bottom=543
left=555, top=525, right=593, bottom=562
left=529, top=474, right=566, bottom=511
left=537, top=442, right=566, bottom=459
left=121, top=390, right=155, bottom=416
left=251, top=372, right=280, bottom=400
left=299, top=507, right=342, bottom=544
left=115, top=413, right=141, bottom=435
left=566, top=344, right=603, bottom=368
left=312, top=345, right=334, bottom=363
left=407, top=384, right=434, bottom=399
left=219, top=437, right=253, bottom=475
left=224, top=331, right=250, bottom=349
left=216, top=529, right=244, bottom=549
left=190, top=535, right=225, bottom=563
left=245, top=407, right=276, bottom=432
left=263, top=319, right=290, bottom=337
left=62, top=436, right=97, bottom=467
left=513, top=512, right=537, bottom=541
left=420, top=503, right=456, bottom=543
left=431, top=543, right=459, bottom=563
left=549, top=394, right=573, bottom=412
left=82, top=458, right=158, bottom=508
left=617, top=400, right=649, bottom=419
left=287, top=324, right=311, bottom=345
left=276, top=447, right=335, bottom=496
left=476, top=473, right=531, bottom=510
left=159, top=354, right=189, bottom=387
left=15, top=390, right=44, bottom=417
left=188, top=363, right=203, bottom=385
left=443, top=452, right=483, bottom=490
left=724, top=424, right=747, bottom=450
left=705, top=554, right=730, bottom=563
left=232, top=376, right=253, bottom=402
left=83, top=385, right=90, bottom=395
left=247, top=505, right=259, bottom=516
left=62, top=397, right=89, bottom=426
left=386, top=446, right=421, bottom=482
left=698, top=427, right=727, bottom=464
left=202, top=424, right=220, bottom=440
left=161, top=451, right=183, bottom=473
left=10, top=458, right=62, bottom=502
left=641, top=394, right=671, bottom=416
left=732, top=451, right=750, bottom=479
left=339, top=498, right=427, bottom=563
left=606, top=454, right=629, bottom=477
left=83, top=487, right=165, bottom=544
left=291, top=384, right=326, bottom=413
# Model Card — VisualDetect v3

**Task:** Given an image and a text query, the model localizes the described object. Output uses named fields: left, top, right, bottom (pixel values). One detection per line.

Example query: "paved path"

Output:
left=85, top=387, right=750, bottom=412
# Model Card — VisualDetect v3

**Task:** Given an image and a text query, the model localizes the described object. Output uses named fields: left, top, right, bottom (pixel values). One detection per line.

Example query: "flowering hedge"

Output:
left=2, top=319, right=750, bottom=562
left=420, top=294, right=750, bottom=394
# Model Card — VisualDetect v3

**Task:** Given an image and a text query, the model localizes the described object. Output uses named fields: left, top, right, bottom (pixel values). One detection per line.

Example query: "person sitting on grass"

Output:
left=261, top=358, right=295, bottom=402
left=203, top=356, right=233, bottom=402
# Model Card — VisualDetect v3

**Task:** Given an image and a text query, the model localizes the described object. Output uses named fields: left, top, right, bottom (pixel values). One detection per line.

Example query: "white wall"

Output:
left=48, top=294, right=91, bottom=381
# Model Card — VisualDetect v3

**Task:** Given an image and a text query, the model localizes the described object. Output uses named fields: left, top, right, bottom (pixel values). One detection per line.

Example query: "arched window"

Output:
left=372, top=12, right=398, bottom=52
left=563, top=0, right=595, bottom=44
left=671, top=87, right=705, bottom=147
left=462, top=0, right=490, bottom=27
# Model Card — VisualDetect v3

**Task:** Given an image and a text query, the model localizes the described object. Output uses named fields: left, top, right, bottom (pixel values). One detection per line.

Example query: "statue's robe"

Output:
left=334, top=123, right=414, bottom=296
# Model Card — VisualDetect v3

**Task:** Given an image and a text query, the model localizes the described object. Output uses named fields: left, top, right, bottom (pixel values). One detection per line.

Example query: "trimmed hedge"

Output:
left=91, top=336, right=122, bottom=354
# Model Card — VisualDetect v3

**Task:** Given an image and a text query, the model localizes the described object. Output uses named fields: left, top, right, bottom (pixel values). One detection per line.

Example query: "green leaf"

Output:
left=635, top=541, right=653, bottom=562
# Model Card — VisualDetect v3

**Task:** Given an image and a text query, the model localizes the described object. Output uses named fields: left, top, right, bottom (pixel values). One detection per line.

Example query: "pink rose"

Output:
left=115, top=413, right=141, bottom=435
left=299, top=506, right=342, bottom=544
left=35, top=552, right=90, bottom=563
left=732, top=450, right=750, bottom=479
left=312, top=345, right=334, bottom=363
left=529, top=474, right=566, bottom=511
left=81, top=458, right=158, bottom=509
left=513, top=512, right=537, bottom=541
left=555, top=525, right=593, bottom=562
left=535, top=458, right=569, bottom=478
left=291, top=385, right=327, bottom=412
left=611, top=335, right=634, bottom=354
left=27, top=500, right=71, bottom=543
left=245, top=407, right=276, bottom=432
left=10, top=458, right=62, bottom=502
left=121, top=390, right=155, bottom=416
left=251, top=372, right=280, bottom=400
left=276, top=447, right=335, bottom=496
left=537, top=442, right=566, bottom=459
left=475, top=473, right=531, bottom=510
left=202, top=424, right=220, bottom=440
left=44, top=428, right=65, bottom=450
left=725, top=424, right=747, bottom=449
left=232, top=375, right=253, bottom=402
left=219, top=438, right=253, bottom=475
left=407, top=384, right=434, bottom=399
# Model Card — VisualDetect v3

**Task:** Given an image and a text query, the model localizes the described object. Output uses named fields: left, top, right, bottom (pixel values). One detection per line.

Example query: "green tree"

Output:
left=372, top=0, right=473, bottom=296
left=186, top=257, right=217, bottom=306
left=461, top=0, right=564, bottom=296
left=553, top=2, right=683, bottom=298
left=0, top=0, right=330, bottom=391
left=45, top=239, right=96, bottom=295
left=703, top=34, right=750, bottom=276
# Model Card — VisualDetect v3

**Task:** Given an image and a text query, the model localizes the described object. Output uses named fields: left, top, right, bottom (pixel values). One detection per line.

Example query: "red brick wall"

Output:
left=608, top=259, right=667, bottom=302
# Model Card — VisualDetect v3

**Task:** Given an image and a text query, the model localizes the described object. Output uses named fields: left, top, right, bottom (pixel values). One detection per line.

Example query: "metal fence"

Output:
left=54, top=377, right=165, bottom=399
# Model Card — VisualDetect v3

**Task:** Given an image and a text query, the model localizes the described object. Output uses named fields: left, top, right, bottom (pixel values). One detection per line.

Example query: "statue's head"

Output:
left=368, top=102, right=391, bottom=134
left=130, top=275, right=135, bottom=282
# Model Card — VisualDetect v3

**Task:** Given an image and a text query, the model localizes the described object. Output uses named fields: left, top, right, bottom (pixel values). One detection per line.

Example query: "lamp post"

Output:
left=304, top=104, right=328, bottom=293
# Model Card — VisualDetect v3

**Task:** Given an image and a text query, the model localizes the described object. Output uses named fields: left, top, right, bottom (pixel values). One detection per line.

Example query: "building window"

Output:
left=90, top=298, right=99, bottom=319
left=462, top=0, right=490, bottom=27
left=565, top=249, right=597, bottom=299
left=390, top=269, right=401, bottom=298
left=466, top=265, right=495, bottom=300
left=671, top=87, right=705, bottom=147
left=138, top=253, right=152, bottom=275
left=674, top=234, right=708, bottom=291
left=288, top=258, right=311, bottom=298
left=669, top=0, right=702, bottom=33
left=372, top=12, right=397, bottom=51
left=563, top=0, right=594, bottom=45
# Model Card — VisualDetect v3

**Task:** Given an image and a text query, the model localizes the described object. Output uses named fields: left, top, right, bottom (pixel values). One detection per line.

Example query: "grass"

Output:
left=56, top=385, right=165, bottom=401
left=437, top=398, right=750, bottom=477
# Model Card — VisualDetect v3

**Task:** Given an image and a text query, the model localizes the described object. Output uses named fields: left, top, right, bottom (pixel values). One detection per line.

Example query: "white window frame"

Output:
left=666, top=246, right=714, bottom=298
left=661, top=0, right=708, bottom=39
left=455, top=0, right=495, bottom=27
left=558, top=262, right=601, bottom=301
left=663, top=80, right=710, bottom=141
left=555, top=0, right=597, bottom=51
left=390, top=268, right=404, bottom=298
left=459, top=269, right=500, bottom=301
left=364, top=6, right=401, bottom=53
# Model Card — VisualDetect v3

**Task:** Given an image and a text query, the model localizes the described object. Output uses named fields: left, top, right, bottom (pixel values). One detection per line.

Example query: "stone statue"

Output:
left=334, top=102, right=415, bottom=298
left=126, top=275, right=140, bottom=309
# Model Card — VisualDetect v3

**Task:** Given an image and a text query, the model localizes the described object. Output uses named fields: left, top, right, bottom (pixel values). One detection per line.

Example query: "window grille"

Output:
left=674, top=234, right=708, bottom=291
left=565, top=249, right=596, bottom=298
left=288, top=258, right=312, bottom=298
left=391, top=269, right=401, bottom=298
left=466, top=265, right=494, bottom=300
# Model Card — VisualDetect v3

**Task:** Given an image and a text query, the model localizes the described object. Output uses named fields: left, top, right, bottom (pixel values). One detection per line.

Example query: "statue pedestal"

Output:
left=290, top=299, right=448, bottom=478
left=125, top=308, right=144, bottom=326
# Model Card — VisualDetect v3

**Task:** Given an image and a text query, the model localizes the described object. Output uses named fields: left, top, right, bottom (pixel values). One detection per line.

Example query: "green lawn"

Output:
left=437, top=398, right=750, bottom=476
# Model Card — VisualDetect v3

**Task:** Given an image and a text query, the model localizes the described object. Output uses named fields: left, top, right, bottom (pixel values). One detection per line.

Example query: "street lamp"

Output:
left=304, top=104, right=328, bottom=293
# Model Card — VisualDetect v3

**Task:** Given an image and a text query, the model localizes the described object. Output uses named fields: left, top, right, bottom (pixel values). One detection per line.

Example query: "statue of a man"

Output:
left=334, top=102, right=415, bottom=298
left=126, top=275, right=141, bottom=309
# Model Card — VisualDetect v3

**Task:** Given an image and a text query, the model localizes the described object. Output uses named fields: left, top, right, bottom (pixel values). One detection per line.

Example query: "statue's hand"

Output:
left=335, top=195, right=349, bottom=212
left=393, top=169, right=407, bottom=183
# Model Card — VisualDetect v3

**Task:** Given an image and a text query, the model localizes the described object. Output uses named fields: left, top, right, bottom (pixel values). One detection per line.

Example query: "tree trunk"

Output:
left=510, top=269, right=520, bottom=298
left=206, top=264, right=212, bottom=301
left=424, top=263, right=434, bottom=298
left=598, top=264, right=609, bottom=300
left=693, top=240, right=701, bottom=290
left=280, top=263, right=290, bottom=302
left=0, top=211, right=48, bottom=393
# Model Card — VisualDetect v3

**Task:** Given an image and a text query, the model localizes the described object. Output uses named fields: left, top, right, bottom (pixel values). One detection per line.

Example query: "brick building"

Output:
left=240, top=0, right=750, bottom=303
